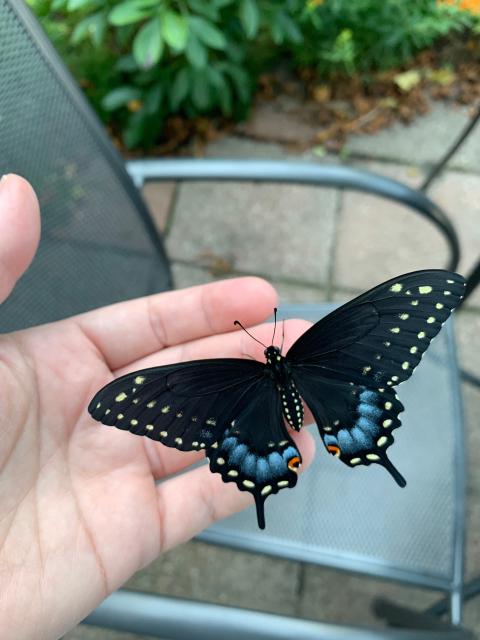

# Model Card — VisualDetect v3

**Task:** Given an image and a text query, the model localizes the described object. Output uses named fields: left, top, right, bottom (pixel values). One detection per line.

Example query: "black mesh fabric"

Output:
left=0, top=0, right=171, bottom=332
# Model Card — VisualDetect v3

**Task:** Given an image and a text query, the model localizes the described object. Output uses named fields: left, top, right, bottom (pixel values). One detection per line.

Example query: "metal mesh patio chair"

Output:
left=1, top=1, right=479, bottom=638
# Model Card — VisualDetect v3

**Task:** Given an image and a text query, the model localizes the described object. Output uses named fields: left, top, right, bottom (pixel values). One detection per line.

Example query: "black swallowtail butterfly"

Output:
left=89, top=269, right=465, bottom=529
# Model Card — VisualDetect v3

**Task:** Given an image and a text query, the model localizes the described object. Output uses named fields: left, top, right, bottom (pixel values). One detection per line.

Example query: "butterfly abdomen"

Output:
left=264, top=346, right=304, bottom=431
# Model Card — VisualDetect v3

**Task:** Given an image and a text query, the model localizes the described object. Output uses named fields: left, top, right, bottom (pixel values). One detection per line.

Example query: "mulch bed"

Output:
left=119, top=34, right=480, bottom=157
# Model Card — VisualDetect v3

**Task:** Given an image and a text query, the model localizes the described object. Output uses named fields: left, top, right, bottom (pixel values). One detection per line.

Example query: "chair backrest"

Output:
left=0, top=0, right=171, bottom=332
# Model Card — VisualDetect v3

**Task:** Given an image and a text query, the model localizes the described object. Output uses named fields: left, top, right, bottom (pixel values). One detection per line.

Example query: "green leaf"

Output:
left=102, top=86, right=142, bottom=111
left=189, top=16, right=227, bottom=50
left=144, top=84, right=163, bottom=114
left=239, top=0, right=259, bottom=38
left=115, top=54, right=139, bottom=72
left=71, top=11, right=106, bottom=46
left=170, top=68, right=190, bottom=110
left=123, top=111, right=147, bottom=149
left=191, top=70, right=211, bottom=110
left=67, top=0, right=99, bottom=11
left=161, top=11, right=189, bottom=51
left=206, top=67, right=232, bottom=114
left=51, top=0, right=67, bottom=10
left=187, top=0, right=219, bottom=21
left=133, top=17, right=163, bottom=69
left=108, top=0, right=154, bottom=26
left=185, top=33, right=208, bottom=68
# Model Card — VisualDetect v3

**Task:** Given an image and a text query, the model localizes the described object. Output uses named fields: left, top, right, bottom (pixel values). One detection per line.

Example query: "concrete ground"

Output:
left=65, top=102, right=480, bottom=639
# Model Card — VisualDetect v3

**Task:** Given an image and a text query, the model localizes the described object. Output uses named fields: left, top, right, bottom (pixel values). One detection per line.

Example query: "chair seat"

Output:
left=199, top=302, right=464, bottom=591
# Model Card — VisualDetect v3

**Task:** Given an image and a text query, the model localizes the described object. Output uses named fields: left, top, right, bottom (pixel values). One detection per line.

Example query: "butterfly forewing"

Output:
left=287, top=270, right=465, bottom=387
left=88, top=359, right=264, bottom=451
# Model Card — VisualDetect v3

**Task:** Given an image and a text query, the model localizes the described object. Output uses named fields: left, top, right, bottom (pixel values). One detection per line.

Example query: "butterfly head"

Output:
left=264, top=345, right=282, bottom=364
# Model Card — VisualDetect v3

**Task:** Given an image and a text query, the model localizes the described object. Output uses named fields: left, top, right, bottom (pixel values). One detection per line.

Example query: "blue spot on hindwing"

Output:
left=356, top=416, right=378, bottom=434
left=350, top=426, right=371, bottom=448
left=323, top=434, right=339, bottom=447
left=282, top=446, right=298, bottom=462
left=337, top=429, right=355, bottom=452
left=222, top=437, right=237, bottom=452
left=358, top=402, right=381, bottom=419
left=256, top=457, right=270, bottom=482
left=241, top=453, right=256, bottom=475
left=359, top=389, right=378, bottom=403
left=268, top=451, right=286, bottom=477
left=228, top=443, right=248, bottom=464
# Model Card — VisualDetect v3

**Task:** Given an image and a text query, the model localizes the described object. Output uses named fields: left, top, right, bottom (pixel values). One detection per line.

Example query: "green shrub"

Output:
left=29, top=0, right=475, bottom=149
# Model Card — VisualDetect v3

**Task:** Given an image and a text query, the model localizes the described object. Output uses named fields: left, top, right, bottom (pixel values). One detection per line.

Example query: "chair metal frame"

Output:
left=5, top=0, right=479, bottom=637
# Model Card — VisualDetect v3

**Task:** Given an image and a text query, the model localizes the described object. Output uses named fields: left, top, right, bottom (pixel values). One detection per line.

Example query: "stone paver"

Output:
left=298, top=565, right=439, bottom=627
left=333, top=160, right=452, bottom=292
left=142, top=181, right=176, bottom=232
left=166, top=180, right=338, bottom=287
left=347, top=102, right=480, bottom=173
left=428, top=171, right=480, bottom=309
left=125, top=541, right=302, bottom=616
left=172, top=262, right=327, bottom=304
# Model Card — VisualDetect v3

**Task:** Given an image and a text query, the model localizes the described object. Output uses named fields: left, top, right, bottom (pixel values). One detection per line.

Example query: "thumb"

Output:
left=0, top=175, right=40, bottom=303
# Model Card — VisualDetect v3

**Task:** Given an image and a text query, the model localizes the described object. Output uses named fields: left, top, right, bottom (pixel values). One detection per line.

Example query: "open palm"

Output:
left=0, top=175, right=314, bottom=640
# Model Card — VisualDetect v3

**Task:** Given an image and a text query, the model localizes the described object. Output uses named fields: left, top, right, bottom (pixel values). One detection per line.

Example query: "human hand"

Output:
left=0, top=175, right=315, bottom=639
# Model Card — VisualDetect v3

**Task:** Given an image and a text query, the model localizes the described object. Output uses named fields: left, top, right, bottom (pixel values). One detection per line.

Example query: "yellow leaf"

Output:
left=426, top=68, right=457, bottom=86
left=393, top=70, right=421, bottom=92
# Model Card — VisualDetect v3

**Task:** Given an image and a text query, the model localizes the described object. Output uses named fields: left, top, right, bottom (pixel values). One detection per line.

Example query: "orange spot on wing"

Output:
left=288, top=456, right=301, bottom=471
left=327, top=444, right=341, bottom=457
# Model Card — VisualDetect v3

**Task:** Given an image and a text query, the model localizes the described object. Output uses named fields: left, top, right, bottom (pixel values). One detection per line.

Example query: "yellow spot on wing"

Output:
left=390, top=283, right=403, bottom=292
left=146, top=424, right=154, bottom=431
left=228, top=470, right=239, bottom=477
left=418, top=331, right=426, bottom=339
left=377, top=436, right=388, bottom=447
left=399, top=313, right=409, bottom=320
left=419, top=286, right=432, bottom=294
left=134, top=376, right=146, bottom=385
left=383, top=419, right=393, bottom=427
left=277, top=480, right=289, bottom=487
left=261, top=485, right=272, bottom=496
left=427, top=316, right=435, bottom=324
left=147, top=401, right=157, bottom=408
left=115, top=392, right=127, bottom=402
left=243, top=480, right=255, bottom=488
left=367, top=453, right=380, bottom=461
left=390, top=327, right=400, bottom=334
left=436, top=303, right=444, bottom=309
left=350, top=458, right=361, bottom=465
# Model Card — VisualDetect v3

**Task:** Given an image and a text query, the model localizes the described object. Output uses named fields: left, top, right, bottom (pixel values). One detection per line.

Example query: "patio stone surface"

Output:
left=166, top=180, right=338, bottom=287
left=428, top=171, right=480, bottom=309
left=333, top=160, right=450, bottom=293
left=347, top=102, right=480, bottom=173
left=125, top=541, right=302, bottom=616
left=171, top=262, right=327, bottom=304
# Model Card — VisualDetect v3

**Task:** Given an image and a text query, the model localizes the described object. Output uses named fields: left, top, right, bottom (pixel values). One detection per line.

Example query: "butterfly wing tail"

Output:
left=255, top=496, right=266, bottom=530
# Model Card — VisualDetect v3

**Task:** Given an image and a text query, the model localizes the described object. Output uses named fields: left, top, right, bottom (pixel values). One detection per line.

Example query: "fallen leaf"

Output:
left=394, top=70, right=422, bottom=92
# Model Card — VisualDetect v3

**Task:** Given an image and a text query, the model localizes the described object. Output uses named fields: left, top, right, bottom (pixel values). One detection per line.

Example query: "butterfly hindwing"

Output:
left=294, top=370, right=406, bottom=485
left=207, top=377, right=301, bottom=529
left=88, top=359, right=264, bottom=451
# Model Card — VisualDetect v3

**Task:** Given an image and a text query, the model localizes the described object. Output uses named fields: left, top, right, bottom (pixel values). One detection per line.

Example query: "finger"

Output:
left=75, top=277, right=277, bottom=371
left=0, top=175, right=40, bottom=303
left=156, top=428, right=316, bottom=550
left=114, top=318, right=313, bottom=376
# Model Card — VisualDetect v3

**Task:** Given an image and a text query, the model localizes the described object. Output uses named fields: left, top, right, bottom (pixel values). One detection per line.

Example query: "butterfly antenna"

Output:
left=271, top=307, right=278, bottom=345
left=280, top=319, right=286, bottom=353
left=234, top=320, right=267, bottom=349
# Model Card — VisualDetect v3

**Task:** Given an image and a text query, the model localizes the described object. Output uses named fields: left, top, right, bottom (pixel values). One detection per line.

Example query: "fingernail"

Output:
left=0, top=175, right=10, bottom=192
